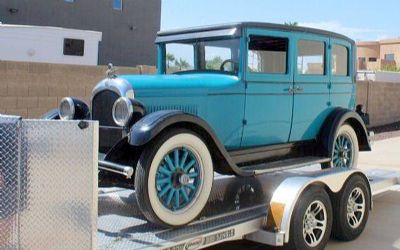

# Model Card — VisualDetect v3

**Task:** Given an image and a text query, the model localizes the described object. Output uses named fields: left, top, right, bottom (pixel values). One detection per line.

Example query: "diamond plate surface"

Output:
left=0, top=117, right=98, bottom=250
left=0, top=115, right=21, bottom=250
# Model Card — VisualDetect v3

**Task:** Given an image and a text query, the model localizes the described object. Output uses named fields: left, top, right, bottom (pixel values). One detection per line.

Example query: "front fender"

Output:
left=41, top=109, right=60, bottom=120
left=128, top=110, right=211, bottom=146
left=319, top=108, right=371, bottom=157
left=128, top=110, right=252, bottom=177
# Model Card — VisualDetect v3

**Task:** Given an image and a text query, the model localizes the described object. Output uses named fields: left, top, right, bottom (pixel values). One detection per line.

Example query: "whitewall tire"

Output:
left=135, top=129, right=214, bottom=227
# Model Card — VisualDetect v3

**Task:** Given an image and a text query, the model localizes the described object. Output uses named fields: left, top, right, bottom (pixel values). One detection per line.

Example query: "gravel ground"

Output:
left=369, top=121, right=400, bottom=141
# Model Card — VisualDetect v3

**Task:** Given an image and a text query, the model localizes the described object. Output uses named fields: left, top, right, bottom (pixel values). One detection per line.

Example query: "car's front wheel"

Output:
left=322, top=124, right=359, bottom=169
left=135, top=129, right=214, bottom=227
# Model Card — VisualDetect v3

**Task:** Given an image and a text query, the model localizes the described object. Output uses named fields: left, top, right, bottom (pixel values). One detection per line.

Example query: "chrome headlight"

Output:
left=112, top=97, right=134, bottom=127
left=59, top=97, right=90, bottom=120
left=59, top=97, right=75, bottom=120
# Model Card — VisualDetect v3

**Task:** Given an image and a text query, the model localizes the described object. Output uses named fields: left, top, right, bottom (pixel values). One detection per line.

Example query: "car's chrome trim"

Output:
left=91, top=78, right=134, bottom=102
left=155, top=28, right=240, bottom=43
left=99, top=160, right=134, bottom=179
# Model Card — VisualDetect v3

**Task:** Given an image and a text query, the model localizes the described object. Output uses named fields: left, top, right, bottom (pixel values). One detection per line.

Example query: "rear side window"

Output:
left=248, top=35, right=288, bottom=74
left=63, top=38, right=84, bottom=56
left=332, top=44, right=349, bottom=76
left=297, top=40, right=325, bottom=75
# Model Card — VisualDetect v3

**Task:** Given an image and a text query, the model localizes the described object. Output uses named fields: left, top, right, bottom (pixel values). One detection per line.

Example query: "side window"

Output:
left=332, top=44, right=349, bottom=76
left=248, top=35, right=288, bottom=74
left=63, top=38, right=84, bottom=56
left=165, top=43, right=194, bottom=74
left=297, top=40, right=325, bottom=75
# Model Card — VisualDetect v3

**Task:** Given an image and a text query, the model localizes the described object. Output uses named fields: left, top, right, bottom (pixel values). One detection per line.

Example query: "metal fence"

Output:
left=0, top=116, right=98, bottom=250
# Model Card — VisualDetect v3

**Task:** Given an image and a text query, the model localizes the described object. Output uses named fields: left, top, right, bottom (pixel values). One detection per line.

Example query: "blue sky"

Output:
left=161, top=0, right=400, bottom=41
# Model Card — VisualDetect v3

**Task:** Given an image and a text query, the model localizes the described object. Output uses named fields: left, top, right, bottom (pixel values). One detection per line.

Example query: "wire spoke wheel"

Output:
left=346, top=187, right=366, bottom=229
left=333, top=133, right=354, bottom=168
left=302, top=200, right=328, bottom=248
left=156, top=147, right=202, bottom=211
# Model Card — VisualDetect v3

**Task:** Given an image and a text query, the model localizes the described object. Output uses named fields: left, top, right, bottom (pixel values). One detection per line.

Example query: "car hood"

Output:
left=118, top=73, right=241, bottom=97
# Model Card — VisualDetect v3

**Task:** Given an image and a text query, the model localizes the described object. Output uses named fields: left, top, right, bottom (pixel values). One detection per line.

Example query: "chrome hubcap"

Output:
left=156, top=147, right=202, bottom=211
left=347, top=187, right=365, bottom=229
left=303, top=201, right=327, bottom=247
left=333, top=134, right=353, bottom=168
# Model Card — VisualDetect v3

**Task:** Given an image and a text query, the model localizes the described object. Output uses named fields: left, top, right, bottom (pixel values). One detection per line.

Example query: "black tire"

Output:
left=287, top=186, right=333, bottom=250
left=322, top=124, right=359, bottom=169
left=332, top=175, right=370, bottom=241
left=135, top=128, right=214, bottom=227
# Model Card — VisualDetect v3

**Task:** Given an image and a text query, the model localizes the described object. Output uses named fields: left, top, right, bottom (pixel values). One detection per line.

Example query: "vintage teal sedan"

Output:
left=44, top=22, right=371, bottom=227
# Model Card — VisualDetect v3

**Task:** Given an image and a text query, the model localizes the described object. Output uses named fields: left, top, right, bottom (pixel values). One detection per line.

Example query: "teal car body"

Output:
left=48, top=22, right=371, bottom=178
left=117, top=23, right=357, bottom=151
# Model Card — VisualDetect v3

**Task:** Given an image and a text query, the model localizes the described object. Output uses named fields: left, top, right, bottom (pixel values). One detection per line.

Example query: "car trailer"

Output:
left=98, top=167, right=399, bottom=250
left=1, top=117, right=399, bottom=250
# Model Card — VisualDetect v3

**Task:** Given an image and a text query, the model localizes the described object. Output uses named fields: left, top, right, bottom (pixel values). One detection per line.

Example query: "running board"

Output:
left=240, top=157, right=331, bottom=175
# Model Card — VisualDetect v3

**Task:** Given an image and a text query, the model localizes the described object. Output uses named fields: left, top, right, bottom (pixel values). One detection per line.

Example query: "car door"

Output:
left=241, top=28, right=294, bottom=147
left=289, top=34, right=331, bottom=142
left=329, top=38, right=355, bottom=111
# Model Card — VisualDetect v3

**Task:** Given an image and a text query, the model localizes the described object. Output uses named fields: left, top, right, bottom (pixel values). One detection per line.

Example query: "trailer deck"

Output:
left=98, top=167, right=400, bottom=250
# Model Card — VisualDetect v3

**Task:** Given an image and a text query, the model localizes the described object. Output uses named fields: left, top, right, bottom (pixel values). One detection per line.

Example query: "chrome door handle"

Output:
left=286, top=87, right=294, bottom=94
left=294, top=86, right=304, bottom=92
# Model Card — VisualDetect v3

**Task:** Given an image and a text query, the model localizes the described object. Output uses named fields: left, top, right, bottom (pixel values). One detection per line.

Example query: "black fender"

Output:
left=128, top=110, right=253, bottom=176
left=41, top=109, right=60, bottom=120
left=319, top=108, right=371, bottom=157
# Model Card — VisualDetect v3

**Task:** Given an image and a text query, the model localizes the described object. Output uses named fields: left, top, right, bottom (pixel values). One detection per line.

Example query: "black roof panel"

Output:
left=157, top=22, right=355, bottom=44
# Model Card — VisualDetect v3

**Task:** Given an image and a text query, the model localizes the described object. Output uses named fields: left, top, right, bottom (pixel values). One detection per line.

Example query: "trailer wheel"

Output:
left=332, top=175, right=370, bottom=241
left=287, top=186, right=332, bottom=250
left=135, top=129, right=213, bottom=227
left=322, top=124, right=359, bottom=169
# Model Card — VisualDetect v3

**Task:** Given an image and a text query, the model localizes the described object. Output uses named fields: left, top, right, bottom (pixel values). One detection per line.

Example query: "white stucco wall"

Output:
left=0, top=24, right=102, bottom=65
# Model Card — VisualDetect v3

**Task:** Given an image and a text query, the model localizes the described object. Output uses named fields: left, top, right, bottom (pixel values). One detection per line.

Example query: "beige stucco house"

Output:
left=357, top=38, right=400, bottom=71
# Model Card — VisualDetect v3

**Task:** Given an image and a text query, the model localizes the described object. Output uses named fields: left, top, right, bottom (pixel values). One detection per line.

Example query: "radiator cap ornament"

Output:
left=106, top=63, right=117, bottom=79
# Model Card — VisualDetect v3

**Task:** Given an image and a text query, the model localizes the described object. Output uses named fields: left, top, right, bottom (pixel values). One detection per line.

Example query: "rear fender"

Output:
left=319, top=108, right=371, bottom=157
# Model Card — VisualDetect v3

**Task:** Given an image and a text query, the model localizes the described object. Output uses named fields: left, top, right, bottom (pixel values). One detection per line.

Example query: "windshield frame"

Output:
left=157, top=36, right=244, bottom=77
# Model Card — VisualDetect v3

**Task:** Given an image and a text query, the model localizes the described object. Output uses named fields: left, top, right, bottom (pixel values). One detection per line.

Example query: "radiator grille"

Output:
left=92, top=90, right=119, bottom=126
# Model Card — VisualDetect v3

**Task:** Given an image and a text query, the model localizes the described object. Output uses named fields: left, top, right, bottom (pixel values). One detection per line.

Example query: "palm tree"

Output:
left=175, top=58, right=190, bottom=70
left=284, top=21, right=299, bottom=26
left=166, top=53, right=175, bottom=68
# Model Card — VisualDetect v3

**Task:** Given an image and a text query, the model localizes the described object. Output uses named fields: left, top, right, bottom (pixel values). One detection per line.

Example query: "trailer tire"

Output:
left=287, top=186, right=332, bottom=250
left=332, top=175, right=370, bottom=241
left=135, top=128, right=213, bottom=227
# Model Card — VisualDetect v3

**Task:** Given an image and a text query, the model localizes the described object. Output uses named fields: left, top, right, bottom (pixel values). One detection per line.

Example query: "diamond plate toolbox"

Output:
left=0, top=116, right=98, bottom=250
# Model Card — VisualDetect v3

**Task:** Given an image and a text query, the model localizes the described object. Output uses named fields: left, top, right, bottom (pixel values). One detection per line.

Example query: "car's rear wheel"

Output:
left=135, top=129, right=214, bottom=227
left=322, top=124, right=359, bottom=169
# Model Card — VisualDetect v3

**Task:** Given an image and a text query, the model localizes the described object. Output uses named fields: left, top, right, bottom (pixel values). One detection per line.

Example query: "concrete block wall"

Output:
left=1, top=60, right=400, bottom=128
left=356, top=81, right=400, bottom=127
left=0, top=61, right=156, bottom=118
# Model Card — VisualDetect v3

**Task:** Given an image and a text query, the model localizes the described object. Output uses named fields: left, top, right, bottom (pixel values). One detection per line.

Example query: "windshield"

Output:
left=164, top=38, right=240, bottom=75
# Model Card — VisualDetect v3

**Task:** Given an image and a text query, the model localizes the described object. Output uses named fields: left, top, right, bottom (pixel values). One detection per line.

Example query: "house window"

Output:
left=332, top=44, right=349, bottom=76
left=368, top=57, right=377, bottom=62
left=113, top=0, right=123, bottom=11
left=248, top=35, right=288, bottom=74
left=385, top=53, right=395, bottom=61
left=297, top=40, right=325, bottom=75
left=64, top=0, right=74, bottom=2
left=63, top=38, right=85, bottom=56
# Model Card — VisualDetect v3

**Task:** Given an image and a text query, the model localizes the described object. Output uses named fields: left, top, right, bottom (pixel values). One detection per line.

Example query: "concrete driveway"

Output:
left=212, top=137, right=400, bottom=250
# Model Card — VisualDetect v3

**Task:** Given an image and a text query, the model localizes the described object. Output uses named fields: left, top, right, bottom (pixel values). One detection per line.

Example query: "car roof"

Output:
left=157, top=22, right=355, bottom=44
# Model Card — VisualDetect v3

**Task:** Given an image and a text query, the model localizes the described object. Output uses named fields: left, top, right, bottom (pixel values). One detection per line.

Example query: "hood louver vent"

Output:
left=146, top=105, right=198, bottom=115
